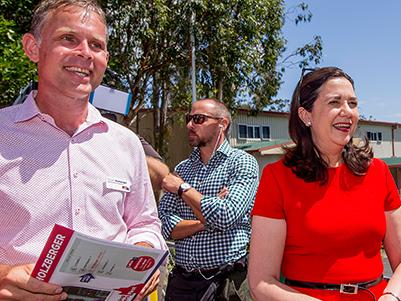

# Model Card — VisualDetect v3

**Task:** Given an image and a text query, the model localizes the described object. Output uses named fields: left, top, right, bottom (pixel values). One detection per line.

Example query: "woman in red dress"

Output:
left=248, top=67, right=401, bottom=301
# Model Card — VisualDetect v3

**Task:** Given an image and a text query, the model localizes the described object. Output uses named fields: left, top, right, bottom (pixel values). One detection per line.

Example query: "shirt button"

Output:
left=75, top=208, right=81, bottom=215
left=73, top=172, right=79, bottom=178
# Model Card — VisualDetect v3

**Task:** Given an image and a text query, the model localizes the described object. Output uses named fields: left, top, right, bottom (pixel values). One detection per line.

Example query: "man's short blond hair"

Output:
left=31, top=0, right=106, bottom=40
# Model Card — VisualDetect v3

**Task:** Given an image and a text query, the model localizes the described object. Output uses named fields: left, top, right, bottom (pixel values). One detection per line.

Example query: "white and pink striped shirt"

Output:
left=0, top=92, right=166, bottom=265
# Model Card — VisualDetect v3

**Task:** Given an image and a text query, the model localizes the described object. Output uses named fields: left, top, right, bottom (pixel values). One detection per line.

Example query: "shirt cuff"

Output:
left=126, top=229, right=168, bottom=250
left=162, top=215, right=183, bottom=240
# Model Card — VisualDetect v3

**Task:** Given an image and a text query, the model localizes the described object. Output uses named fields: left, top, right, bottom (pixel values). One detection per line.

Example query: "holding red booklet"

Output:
left=32, top=224, right=168, bottom=301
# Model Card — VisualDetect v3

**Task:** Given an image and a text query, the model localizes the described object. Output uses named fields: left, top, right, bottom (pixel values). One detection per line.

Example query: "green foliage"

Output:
left=0, top=0, right=38, bottom=34
left=0, top=15, right=36, bottom=107
left=100, top=0, right=322, bottom=155
left=280, top=2, right=323, bottom=71
left=0, top=0, right=322, bottom=152
left=193, top=0, right=286, bottom=111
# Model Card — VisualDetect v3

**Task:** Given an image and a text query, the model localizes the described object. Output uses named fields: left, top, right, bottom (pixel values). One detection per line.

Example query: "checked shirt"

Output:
left=159, top=140, right=259, bottom=270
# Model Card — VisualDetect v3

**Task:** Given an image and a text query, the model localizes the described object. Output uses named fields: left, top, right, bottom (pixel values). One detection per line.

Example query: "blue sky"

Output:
left=275, top=0, right=401, bottom=123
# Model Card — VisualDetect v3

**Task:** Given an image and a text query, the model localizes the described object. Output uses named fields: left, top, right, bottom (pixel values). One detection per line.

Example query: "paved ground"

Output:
left=382, top=250, right=392, bottom=278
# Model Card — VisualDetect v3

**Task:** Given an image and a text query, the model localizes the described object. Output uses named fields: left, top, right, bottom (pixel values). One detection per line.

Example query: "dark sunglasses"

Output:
left=185, top=113, right=222, bottom=125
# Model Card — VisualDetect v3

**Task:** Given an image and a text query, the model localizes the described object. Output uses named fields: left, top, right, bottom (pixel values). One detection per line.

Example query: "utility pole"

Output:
left=190, top=7, right=196, bottom=103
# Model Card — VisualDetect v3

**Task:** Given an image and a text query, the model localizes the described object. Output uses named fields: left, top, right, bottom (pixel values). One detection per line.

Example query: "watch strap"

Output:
left=178, top=183, right=191, bottom=197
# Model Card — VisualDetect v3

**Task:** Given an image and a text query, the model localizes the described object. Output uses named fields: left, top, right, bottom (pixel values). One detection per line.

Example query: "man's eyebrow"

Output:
left=55, top=27, right=75, bottom=33
left=54, top=27, right=106, bottom=42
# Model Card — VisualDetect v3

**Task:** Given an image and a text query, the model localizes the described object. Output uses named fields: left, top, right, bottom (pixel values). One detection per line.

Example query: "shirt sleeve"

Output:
left=252, top=163, right=286, bottom=219
left=383, top=161, right=401, bottom=211
left=123, top=136, right=167, bottom=250
left=139, top=136, right=163, bottom=161
left=200, top=152, right=259, bottom=231
left=158, top=191, right=183, bottom=239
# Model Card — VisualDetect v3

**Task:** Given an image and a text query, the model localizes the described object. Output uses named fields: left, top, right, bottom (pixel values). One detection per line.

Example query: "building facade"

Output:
left=231, top=110, right=401, bottom=191
left=133, top=108, right=401, bottom=192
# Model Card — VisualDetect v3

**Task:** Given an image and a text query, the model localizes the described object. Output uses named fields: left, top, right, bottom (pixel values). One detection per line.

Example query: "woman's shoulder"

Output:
left=369, top=158, right=388, bottom=169
left=261, top=158, right=291, bottom=176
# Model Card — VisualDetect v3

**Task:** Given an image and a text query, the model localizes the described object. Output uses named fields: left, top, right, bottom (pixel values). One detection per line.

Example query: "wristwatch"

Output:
left=178, top=182, right=192, bottom=197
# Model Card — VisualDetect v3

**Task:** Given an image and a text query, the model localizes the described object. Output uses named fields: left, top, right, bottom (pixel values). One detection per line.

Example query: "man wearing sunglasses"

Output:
left=159, top=98, right=259, bottom=300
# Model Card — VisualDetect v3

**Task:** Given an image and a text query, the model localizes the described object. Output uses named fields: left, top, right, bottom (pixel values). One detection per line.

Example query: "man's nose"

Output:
left=77, top=40, right=94, bottom=59
left=186, top=118, right=195, bottom=130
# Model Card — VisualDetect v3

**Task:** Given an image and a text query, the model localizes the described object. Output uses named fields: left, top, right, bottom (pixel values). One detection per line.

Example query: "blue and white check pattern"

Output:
left=159, top=140, right=259, bottom=270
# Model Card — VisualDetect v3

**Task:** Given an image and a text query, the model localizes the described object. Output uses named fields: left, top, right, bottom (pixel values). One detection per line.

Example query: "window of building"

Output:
left=238, top=124, right=270, bottom=140
left=247, top=126, right=254, bottom=138
left=366, top=131, right=383, bottom=142
left=262, top=126, right=270, bottom=139
left=238, top=125, right=247, bottom=139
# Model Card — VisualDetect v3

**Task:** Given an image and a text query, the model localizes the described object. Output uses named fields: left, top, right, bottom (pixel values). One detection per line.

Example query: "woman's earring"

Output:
left=306, top=121, right=312, bottom=127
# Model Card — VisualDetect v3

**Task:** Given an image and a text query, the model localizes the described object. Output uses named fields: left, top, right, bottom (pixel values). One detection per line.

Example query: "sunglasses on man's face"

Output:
left=185, top=113, right=222, bottom=125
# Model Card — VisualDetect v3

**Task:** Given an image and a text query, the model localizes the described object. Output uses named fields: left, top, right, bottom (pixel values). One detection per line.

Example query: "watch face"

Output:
left=181, top=183, right=191, bottom=190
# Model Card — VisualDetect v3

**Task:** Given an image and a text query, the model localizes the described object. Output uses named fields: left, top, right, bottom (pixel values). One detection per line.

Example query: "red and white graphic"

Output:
left=31, top=224, right=168, bottom=301
left=126, top=256, right=155, bottom=272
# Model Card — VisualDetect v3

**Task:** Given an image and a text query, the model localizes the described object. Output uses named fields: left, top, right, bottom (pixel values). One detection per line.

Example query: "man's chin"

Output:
left=67, top=84, right=95, bottom=100
left=189, top=140, right=206, bottom=148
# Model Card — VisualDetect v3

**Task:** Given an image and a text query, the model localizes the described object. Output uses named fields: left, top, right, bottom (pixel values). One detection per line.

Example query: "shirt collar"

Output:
left=14, top=90, right=103, bottom=125
left=13, top=90, right=106, bottom=135
left=189, top=139, right=233, bottom=162
left=14, top=91, right=40, bottom=123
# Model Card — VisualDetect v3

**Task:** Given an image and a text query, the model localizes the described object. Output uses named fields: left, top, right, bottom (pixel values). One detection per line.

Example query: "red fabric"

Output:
left=252, top=158, right=401, bottom=285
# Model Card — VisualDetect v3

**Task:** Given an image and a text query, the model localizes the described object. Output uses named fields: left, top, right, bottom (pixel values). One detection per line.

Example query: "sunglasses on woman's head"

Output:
left=297, top=67, right=319, bottom=105
left=185, top=114, right=222, bottom=125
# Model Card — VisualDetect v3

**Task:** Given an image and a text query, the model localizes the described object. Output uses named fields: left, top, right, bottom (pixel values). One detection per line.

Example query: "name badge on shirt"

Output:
left=106, top=177, right=131, bottom=192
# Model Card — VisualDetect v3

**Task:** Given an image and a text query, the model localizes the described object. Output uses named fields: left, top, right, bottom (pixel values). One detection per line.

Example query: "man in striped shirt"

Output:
left=159, top=98, right=259, bottom=300
left=0, top=1, right=165, bottom=300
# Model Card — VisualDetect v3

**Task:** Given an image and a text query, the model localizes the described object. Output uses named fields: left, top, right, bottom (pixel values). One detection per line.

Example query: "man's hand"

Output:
left=0, top=264, right=67, bottom=300
left=217, top=186, right=229, bottom=199
left=133, top=242, right=160, bottom=300
left=133, top=269, right=160, bottom=301
left=161, top=172, right=184, bottom=194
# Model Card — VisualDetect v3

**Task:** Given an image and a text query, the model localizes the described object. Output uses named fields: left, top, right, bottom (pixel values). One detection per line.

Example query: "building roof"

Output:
left=234, top=139, right=292, bottom=154
left=235, top=109, right=401, bottom=127
left=235, top=142, right=401, bottom=166
left=381, top=157, right=401, bottom=167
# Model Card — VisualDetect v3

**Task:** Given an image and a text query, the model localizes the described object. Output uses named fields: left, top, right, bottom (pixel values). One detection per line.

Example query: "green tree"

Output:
left=103, top=0, right=190, bottom=154
left=0, top=0, right=38, bottom=107
left=0, top=16, right=36, bottom=107
left=1, top=0, right=322, bottom=155
left=103, top=0, right=322, bottom=156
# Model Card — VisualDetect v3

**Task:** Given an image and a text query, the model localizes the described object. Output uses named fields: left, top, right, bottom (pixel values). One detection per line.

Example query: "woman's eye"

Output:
left=349, top=101, right=358, bottom=108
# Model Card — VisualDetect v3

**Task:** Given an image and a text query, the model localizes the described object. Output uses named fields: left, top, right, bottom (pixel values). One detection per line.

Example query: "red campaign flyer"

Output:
left=31, top=224, right=168, bottom=301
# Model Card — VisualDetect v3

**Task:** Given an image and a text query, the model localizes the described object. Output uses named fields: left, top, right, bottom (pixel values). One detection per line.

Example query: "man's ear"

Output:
left=220, top=117, right=229, bottom=132
left=22, top=33, right=40, bottom=63
left=298, top=106, right=311, bottom=126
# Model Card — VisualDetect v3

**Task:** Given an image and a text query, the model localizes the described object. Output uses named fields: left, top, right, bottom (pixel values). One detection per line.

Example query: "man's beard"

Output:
left=188, top=132, right=211, bottom=148
left=189, top=136, right=207, bottom=147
